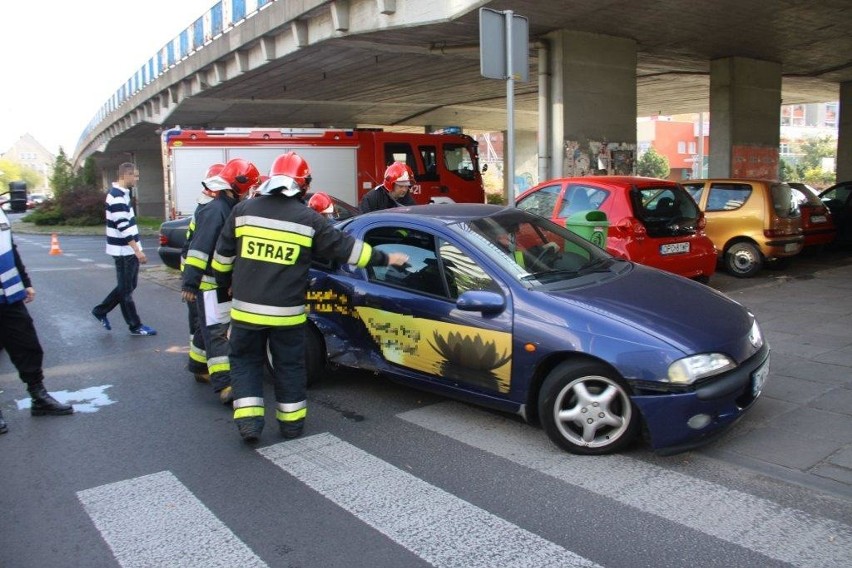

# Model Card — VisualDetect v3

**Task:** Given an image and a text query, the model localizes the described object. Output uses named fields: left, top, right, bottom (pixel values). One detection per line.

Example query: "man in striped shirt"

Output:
left=91, top=163, right=156, bottom=336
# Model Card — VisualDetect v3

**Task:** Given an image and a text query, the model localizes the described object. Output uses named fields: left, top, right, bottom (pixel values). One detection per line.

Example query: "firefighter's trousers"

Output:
left=194, top=289, right=231, bottom=392
left=230, top=324, right=306, bottom=429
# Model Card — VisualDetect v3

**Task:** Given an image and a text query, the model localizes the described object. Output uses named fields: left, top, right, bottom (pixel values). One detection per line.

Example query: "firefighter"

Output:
left=182, top=158, right=261, bottom=405
left=213, top=152, right=409, bottom=443
left=1, top=198, right=74, bottom=433
left=359, top=162, right=417, bottom=213
left=182, top=162, right=225, bottom=383
left=307, top=192, right=335, bottom=220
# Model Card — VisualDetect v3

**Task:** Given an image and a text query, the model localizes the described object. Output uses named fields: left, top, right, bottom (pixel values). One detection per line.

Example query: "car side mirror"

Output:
left=456, top=290, right=505, bottom=313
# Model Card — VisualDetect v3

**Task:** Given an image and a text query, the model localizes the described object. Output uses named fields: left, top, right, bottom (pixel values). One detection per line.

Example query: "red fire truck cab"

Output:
left=162, top=127, right=484, bottom=218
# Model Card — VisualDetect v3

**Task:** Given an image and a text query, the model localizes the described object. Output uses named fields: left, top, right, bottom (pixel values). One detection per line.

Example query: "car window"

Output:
left=791, top=186, right=822, bottom=208
left=822, top=185, right=852, bottom=206
left=682, top=183, right=704, bottom=203
left=517, top=184, right=560, bottom=218
left=559, top=184, right=607, bottom=217
left=365, top=227, right=454, bottom=299
left=706, top=183, right=751, bottom=212
left=771, top=183, right=799, bottom=218
left=437, top=239, right=499, bottom=298
left=633, top=186, right=698, bottom=220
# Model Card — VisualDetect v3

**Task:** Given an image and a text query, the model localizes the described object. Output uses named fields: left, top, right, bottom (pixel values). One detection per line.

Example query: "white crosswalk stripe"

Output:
left=258, top=433, right=602, bottom=568
left=399, top=401, right=852, bottom=568
left=77, top=471, right=266, bottom=568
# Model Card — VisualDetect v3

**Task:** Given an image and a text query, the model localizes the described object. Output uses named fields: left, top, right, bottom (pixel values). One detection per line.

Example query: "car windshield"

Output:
left=452, top=208, right=619, bottom=287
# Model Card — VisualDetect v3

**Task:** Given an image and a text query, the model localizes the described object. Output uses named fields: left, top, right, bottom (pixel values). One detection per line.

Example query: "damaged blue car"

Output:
left=301, top=204, right=769, bottom=455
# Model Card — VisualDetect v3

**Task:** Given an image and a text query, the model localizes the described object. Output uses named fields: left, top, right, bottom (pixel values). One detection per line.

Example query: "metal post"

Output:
left=506, top=10, right=515, bottom=206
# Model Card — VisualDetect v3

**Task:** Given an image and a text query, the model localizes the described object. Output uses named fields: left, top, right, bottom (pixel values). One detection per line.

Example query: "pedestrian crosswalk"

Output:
left=76, top=404, right=852, bottom=568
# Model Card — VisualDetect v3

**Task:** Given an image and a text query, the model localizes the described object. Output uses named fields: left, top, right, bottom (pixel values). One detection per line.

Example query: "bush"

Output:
left=486, top=192, right=506, bottom=205
left=23, top=201, right=64, bottom=225
left=56, top=186, right=105, bottom=226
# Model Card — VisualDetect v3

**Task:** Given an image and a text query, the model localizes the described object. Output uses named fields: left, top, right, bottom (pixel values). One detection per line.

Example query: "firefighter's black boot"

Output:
left=236, top=417, right=263, bottom=443
left=28, top=384, right=74, bottom=416
left=0, top=408, right=8, bottom=434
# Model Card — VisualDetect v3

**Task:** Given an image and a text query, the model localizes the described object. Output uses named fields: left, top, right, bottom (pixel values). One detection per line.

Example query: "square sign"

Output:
left=480, top=8, right=529, bottom=82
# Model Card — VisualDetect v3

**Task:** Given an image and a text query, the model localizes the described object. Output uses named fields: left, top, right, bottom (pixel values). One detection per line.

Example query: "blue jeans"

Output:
left=93, top=255, right=141, bottom=330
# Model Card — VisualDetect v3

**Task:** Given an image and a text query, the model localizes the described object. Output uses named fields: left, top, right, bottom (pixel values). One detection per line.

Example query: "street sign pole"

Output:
left=479, top=8, right=528, bottom=207
left=505, top=10, right=515, bottom=206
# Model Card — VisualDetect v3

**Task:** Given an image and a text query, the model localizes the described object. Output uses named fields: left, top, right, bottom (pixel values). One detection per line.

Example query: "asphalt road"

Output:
left=1, top=233, right=851, bottom=568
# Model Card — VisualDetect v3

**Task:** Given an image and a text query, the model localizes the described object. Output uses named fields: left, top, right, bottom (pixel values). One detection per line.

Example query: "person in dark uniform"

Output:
left=359, top=162, right=417, bottom=213
left=213, top=152, right=409, bottom=443
left=182, top=158, right=260, bottom=405
left=0, top=199, right=73, bottom=434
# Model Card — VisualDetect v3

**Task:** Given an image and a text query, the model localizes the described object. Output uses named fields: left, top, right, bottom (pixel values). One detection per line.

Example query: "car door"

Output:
left=338, top=221, right=516, bottom=398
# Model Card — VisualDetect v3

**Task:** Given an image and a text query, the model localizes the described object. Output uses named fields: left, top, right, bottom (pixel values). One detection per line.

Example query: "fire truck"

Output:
left=161, top=127, right=484, bottom=218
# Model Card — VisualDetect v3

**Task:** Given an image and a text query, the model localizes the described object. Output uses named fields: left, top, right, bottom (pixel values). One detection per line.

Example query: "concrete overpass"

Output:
left=72, top=0, right=852, bottom=217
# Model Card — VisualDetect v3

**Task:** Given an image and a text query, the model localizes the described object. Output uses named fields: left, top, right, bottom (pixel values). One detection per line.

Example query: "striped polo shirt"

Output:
left=104, top=183, right=140, bottom=257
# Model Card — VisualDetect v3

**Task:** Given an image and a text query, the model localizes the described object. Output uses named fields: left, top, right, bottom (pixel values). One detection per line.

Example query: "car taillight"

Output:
left=628, top=217, right=647, bottom=239
left=697, top=213, right=707, bottom=231
left=159, top=234, right=168, bottom=246
left=764, top=228, right=801, bottom=237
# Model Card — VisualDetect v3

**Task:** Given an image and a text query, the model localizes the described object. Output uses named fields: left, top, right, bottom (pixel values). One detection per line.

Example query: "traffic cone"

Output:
left=49, top=233, right=63, bottom=255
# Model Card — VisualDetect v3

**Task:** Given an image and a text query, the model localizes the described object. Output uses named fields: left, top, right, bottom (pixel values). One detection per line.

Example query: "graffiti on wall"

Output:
left=731, top=145, right=779, bottom=179
left=564, top=140, right=636, bottom=177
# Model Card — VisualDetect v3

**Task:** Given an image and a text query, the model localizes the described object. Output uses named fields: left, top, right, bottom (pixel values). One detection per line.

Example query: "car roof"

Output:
left=358, top=203, right=507, bottom=225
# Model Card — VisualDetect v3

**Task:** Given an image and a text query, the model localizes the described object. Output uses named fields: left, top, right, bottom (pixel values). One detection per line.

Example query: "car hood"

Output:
left=543, top=265, right=755, bottom=359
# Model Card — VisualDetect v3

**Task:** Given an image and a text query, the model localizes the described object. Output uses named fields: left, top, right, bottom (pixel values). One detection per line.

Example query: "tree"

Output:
left=797, top=135, right=836, bottom=172
left=49, top=147, right=76, bottom=197
left=636, top=147, right=669, bottom=179
left=778, top=159, right=795, bottom=182
left=0, top=158, right=42, bottom=192
left=80, top=156, right=99, bottom=188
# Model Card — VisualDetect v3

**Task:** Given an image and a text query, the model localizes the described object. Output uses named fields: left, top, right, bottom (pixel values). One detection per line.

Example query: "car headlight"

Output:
left=748, top=318, right=764, bottom=350
left=668, top=353, right=736, bottom=385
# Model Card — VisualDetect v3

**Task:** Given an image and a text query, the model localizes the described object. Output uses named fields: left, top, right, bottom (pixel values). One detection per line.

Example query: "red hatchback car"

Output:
left=788, top=182, right=837, bottom=249
left=516, top=176, right=717, bottom=281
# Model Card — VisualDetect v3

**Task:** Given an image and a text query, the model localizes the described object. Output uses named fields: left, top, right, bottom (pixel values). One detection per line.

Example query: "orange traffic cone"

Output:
left=49, top=233, right=63, bottom=255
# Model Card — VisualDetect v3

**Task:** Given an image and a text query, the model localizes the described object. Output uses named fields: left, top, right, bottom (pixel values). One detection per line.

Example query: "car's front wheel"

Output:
left=724, top=242, right=762, bottom=278
left=538, top=361, right=639, bottom=455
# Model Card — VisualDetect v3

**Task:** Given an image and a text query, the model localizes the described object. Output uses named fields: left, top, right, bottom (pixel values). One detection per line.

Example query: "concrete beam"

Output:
left=292, top=20, right=308, bottom=47
left=331, top=1, right=350, bottom=32
left=838, top=81, right=852, bottom=181
left=260, top=36, right=276, bottom=61
left=377, top=0, right=396, bottom=15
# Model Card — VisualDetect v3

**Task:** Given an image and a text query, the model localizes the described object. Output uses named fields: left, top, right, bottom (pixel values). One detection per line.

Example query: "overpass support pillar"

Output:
left=544, top=30, right=637, bottom=179
left=837, top=81, right=852, bottom=181
left=709, top=57, right=781, bottom=178
left=134, top=150, right=166, bottom=219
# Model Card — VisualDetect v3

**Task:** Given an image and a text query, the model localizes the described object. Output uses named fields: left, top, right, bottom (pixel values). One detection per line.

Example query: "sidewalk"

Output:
left=703, top=264, right=852, bottom=498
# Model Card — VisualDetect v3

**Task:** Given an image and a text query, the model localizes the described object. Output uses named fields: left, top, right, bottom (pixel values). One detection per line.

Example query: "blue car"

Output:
left=302, top=204, right=769, bottom=455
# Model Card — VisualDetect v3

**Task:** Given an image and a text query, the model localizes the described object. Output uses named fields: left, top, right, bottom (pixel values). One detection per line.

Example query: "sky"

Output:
left=0, top=0, right=217, bottom=157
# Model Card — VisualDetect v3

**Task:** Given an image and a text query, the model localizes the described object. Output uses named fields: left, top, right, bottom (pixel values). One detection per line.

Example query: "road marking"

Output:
left=16, top=385, right=116, bottom=414
left=399, top=402, right=852, bottom=568
left=77, top=471, right=266, bottom=568
left=259, top=433, right=601, bottom=568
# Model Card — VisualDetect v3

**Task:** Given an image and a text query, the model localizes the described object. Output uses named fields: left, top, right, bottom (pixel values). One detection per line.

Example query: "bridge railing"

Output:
left=78, top=0, right=276, bottom=150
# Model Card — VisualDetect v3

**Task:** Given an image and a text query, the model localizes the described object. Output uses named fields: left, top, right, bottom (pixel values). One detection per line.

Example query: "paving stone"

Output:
left=764, top=406, right=852, bottom=443
left=720, top=427, right=837, bottom=470
left=810, top=464, right=852, bottom=485
left=808, top=387, right=852, bottom=416
left=762, top=375, right=832, bottom=405
left=827, top=446, right=852, bottom=469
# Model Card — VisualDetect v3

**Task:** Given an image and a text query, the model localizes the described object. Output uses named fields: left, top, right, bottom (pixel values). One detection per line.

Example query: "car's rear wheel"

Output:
left=265, top=324, right=326, bottom=387
left=538, top=361, right=639, bottom=455
left=724, top=242, right=762, bottom=278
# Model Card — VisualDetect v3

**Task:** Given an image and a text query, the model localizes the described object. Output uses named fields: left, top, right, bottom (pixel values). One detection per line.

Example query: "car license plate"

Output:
left=660, top=242, right=690, bottom=255
left=751, top=358, right=769, bottom=397
left=810, top=215, right=827, bottom=224
left=784, top=243, right=798, bottom=252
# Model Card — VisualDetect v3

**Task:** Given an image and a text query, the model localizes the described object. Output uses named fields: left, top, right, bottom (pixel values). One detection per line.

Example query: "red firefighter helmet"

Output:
left=308, top=192, right=334, bottom=215
left=382, top=162, right=414, bottom=191
left=260, top=152, right=312, bottom=197
left=205, top=163, right=225, bottom=178
left=203, top=158, right=260, bottom=196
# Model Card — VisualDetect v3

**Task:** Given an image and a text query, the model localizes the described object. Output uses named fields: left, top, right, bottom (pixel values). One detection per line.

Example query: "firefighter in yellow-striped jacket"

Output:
left=212, top=152, right=408, bottom=443
left=183, top=159, right=260, bottom=404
